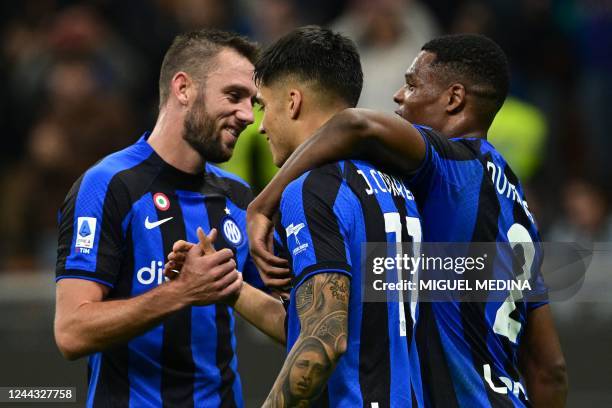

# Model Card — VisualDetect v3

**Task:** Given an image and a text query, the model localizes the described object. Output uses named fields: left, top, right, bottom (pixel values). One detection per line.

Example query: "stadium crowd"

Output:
left=0, top=0, right=610, bottom=271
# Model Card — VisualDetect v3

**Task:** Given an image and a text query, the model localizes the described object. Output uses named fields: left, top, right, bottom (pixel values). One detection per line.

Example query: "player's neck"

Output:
left=148, top=110, right=205, bottom=174
left=441, top=118, right=488, bottom=140
left=296, top=106, right=347, bottom=147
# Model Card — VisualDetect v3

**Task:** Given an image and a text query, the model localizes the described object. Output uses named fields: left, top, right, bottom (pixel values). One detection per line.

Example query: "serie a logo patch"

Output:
left=76, top=217, right=97, bottom=249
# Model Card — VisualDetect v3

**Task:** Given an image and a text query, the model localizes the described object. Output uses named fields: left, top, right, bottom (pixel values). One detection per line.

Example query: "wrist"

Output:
left=226, top=279, right=246, bottom=308
left=157, top=279, right=191, bottom=310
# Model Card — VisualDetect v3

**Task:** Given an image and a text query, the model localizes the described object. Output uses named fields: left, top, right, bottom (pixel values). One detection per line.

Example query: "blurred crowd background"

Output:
left=0, top=1, right=611, bottom=405
left=0, top=0, right=611, bottom=270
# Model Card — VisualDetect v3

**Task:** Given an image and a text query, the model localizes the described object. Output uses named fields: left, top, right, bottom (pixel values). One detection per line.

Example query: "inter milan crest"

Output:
left=221, top=216, right=243, bottom=246
left=153, top=192, right=170, bottom=211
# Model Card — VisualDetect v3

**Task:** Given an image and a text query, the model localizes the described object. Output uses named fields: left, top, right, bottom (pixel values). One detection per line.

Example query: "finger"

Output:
left=211, top=259, right=238, bottom=281
left=215, top=268, right=239, bottom=290
left=220, top=273, right=243, bottom=297
left=263, top=277, right=293, bottom=289
left=197, top=227, right=217, bottom=255
left=255, top=262, right=291, bottom=277
left=172, top=240, right=194, bottom=253
left=164, top=263, right=180, bottom=280
left=252, top=239, right=288, bottom=266
left=209, top=248, right=234, bottom=263
left=266, top=227, right=274, bottom=253
left=169, top=252, right=187, bottom=264
left=188, top=238, right=204, bottom=256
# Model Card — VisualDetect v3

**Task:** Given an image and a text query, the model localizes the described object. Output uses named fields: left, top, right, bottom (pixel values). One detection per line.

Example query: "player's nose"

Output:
left=393, top=88, right=404, bottom=104
left=236, top=102, right=255, bottom=125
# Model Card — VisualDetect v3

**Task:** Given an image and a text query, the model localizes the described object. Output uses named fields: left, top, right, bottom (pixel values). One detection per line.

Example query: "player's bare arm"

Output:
left=231, top=283, right=287, bottom=345
left=248, top=108, right=425, bottom=287
left=54, top=229, right=242, bottom=360
left=263, top=273, right=349, bottom=407
left=519, top=305, right=568, bottom=407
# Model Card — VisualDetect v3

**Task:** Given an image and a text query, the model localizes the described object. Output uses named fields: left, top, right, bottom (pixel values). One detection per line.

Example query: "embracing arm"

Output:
left=519, top=305, right=568, bottom=407
left=251, top=108, right=425, bottom=217
left=263, top=273, right=349, bottom=407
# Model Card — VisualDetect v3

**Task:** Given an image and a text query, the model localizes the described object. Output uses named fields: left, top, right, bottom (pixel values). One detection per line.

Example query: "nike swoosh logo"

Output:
left=145, top=216, right=174, bottom=229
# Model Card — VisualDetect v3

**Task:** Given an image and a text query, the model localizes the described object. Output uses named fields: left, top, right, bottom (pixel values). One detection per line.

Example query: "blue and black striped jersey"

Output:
left=279, top=160, right=424, bottom=407
left=409, top=126, right=548, bottom=407
left=56, top=133, right=263, bottom=408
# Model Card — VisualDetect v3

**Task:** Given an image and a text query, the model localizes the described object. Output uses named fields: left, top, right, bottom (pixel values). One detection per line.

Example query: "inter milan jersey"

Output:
left=409, top=126, right=548, bottom=407
left=279, top=160, right=424, bottom=407
left=56, top=133, right=263, bottom=408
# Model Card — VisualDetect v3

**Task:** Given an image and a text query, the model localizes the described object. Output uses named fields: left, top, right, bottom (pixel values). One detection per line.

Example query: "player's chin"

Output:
left=394, top=108, right=410, bottom=121
left=217, top=145, right=234, bottom=162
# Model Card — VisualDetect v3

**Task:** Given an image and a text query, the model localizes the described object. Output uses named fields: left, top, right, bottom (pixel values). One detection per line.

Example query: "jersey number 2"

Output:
left=493, top=223, right=535, bottom=344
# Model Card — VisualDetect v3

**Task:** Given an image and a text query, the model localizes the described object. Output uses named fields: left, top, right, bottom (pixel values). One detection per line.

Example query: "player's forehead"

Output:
left=405, top=51, right=436, bottom=81
left=204, top=49, right=257, bottom=95
left=255, top=83, right=280, bottom=104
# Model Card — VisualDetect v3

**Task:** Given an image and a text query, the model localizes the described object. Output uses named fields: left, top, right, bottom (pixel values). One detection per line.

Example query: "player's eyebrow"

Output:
left=222, top=83, right=255, bottom=98
left=405, top=73, right=415, bottom=83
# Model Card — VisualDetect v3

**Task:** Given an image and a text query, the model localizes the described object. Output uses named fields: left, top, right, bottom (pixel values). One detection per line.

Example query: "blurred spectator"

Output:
left=575, top=0, right=612, bottom=179
left=449, top=0, right=496, bottom=36
left=0, top=57, right=136, bottom=270
left=547, top=178, right=612, bottom=243
left=331, top=0, right=439, bottom=111
left=1, top=3, right=144, bottom=165
left=249, top=0, right=300, bottom=44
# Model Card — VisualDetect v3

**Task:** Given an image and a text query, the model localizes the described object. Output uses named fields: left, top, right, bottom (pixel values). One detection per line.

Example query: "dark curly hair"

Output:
left=254, top=25, right=363, bottom=107
left=422, top=34, right=510, bottom=122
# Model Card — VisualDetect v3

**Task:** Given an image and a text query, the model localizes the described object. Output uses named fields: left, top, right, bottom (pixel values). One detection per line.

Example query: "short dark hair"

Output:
left=159, top=29, right=258, bottom=108
left=254, top=25, right=363, bottom=107
left=422, top=34, right=510, bottom=120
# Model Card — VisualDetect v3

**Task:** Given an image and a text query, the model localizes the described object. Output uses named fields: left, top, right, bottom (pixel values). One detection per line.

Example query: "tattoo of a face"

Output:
left=264, top=273, right=350, bottom=408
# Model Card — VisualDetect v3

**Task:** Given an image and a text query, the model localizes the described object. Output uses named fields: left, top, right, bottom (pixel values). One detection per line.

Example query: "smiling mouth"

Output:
left=223, top=127, right=240, bottom=137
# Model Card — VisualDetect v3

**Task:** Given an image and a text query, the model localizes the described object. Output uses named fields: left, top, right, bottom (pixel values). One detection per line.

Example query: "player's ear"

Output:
left=171, top=71, right=193, bottom=107
left=446, top=83, right=466, bottom=114
left=288, top=88, right=303, bottom=120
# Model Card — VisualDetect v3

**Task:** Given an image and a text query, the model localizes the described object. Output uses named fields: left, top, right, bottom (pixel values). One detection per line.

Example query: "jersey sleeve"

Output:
left=279, top=164, right=354, bottom=290
left=409, top=126, right=481, bottom=194
left=55, top=170, right=126, bottom=288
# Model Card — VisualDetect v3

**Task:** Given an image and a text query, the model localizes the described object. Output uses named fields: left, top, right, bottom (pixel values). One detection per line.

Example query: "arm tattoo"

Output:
left=295, top=279, right=314, bottom=315
left=329, top=275, right=348, bottom=302
left=263, top=273, right=349, bottom=407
